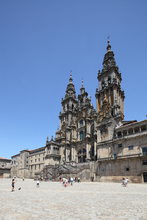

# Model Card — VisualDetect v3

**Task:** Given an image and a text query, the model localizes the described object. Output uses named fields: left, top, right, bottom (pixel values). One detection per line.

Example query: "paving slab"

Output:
left=0, top=179, right=147, bottom=220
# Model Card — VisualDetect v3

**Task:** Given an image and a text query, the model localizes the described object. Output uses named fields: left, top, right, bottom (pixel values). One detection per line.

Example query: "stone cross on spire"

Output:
left=107, top=40, right=111, bottom=51
left=107, top=36, right=111, bottom=51
left=81, top=80, right=84, bottom=88
left=69, top=70, right=73, bottom=83
left=64, top=70, right=76, bottom=98
left=80, top=79, right=86, bottom=95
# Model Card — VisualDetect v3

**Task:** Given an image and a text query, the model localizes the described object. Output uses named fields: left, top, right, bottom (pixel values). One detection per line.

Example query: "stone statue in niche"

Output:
left=98, top=95, right=111, bottom=123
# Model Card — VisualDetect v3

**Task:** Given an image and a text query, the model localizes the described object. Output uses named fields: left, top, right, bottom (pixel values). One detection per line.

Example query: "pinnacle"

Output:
left=69, top=71, right=73, bottom=83
left=107, top=40, right=111, bottom=51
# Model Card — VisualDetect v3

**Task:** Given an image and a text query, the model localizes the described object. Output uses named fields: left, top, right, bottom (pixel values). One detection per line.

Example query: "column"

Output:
left=86, top=143, right=90, bottom=160
left=94, top=142, right=97, bottom=160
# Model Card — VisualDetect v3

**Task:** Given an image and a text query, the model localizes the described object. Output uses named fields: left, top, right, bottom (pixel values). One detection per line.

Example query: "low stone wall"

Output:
left=3, top=173, right=11, bottom=178
left=95, top=176, right=142, bottom=183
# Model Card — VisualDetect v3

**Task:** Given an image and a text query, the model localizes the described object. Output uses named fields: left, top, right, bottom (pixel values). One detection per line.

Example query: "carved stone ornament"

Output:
left=98, top=96, right=111, bottom=123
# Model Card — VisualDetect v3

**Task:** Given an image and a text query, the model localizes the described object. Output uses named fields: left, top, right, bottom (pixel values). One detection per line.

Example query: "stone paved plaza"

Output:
left=0, top=179, right=147, bottom=220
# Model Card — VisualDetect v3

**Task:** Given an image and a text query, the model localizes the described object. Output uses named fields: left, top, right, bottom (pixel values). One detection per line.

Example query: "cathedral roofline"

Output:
left=116, top=119, right=147, bottom=130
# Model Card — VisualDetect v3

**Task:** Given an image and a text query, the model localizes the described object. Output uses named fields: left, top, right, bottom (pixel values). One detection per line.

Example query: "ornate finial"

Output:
left=68, top=70, right=73, bottom=84
left=107, top=36, right=111, bottom=51
left=69, top=70, right=73, bottom=82
left=51, top=136, right=53, bottom=141
left=81, top=80, right=84, bottom=88
left=46, top=136, right=49, bottom=144
left=80, top=79, right=85, bottom=94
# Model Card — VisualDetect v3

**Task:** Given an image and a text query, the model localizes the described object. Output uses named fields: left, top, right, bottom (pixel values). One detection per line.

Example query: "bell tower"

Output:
left=95, top=41, right=125, bottom=142
left=57, top=72, right=78, bottom=162
left=60, top=72, right=77, bottom=128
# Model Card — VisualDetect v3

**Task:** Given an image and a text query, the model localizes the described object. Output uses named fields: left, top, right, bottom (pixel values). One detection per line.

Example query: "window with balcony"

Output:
left=123, top=130, right=127, bottom=136
left=134, top=127, right=139, bottom=133
left=141, top=125, right=146, bottom=132
left=128, top=128, right=133, bottom=135
left=143, top=160, right=147, bottom=165
left=142, top=147, right=147, bottom=156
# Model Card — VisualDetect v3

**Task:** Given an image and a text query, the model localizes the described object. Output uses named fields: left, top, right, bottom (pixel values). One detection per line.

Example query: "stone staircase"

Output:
left=40, top=162, right=91, bottom=180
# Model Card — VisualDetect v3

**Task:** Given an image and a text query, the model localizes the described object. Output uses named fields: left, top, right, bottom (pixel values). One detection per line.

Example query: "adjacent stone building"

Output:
left=0, top=157, right=11, bottom=178
left=11, top=41, right=147, bottom=182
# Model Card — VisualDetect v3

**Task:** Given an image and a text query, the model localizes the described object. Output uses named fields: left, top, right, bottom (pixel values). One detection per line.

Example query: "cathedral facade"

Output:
left=11, top=41, right=147, bottom=182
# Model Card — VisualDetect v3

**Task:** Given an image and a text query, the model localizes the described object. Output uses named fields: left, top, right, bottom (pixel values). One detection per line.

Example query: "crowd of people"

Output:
left=11, top=176, right=129, bottom=191
left=11, top=176, right=81, bottom=191
left=59, top=176, right=81, bottom=187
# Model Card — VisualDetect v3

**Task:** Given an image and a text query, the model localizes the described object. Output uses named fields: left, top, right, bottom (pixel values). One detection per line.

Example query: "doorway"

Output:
left=143, top=172, right=147, bottom=182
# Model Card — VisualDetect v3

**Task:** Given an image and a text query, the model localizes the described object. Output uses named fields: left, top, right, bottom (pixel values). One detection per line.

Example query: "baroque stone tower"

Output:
left=76, top=81, right=97, bottom=162
left=55, top=74, right=97, bottom=163
left=95, top=41, right=125, bottom=142
left=57, top=73, right=78, bottom=162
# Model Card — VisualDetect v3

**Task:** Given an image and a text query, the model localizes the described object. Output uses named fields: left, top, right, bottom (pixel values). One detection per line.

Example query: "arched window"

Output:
left=79, top=119, right=84, bottom=127
left=80, top=131, right=85, bottom=141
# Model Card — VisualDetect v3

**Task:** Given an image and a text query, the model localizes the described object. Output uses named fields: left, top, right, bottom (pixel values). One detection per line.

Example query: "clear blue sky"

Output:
left=0, top=0, right=147, bottom=158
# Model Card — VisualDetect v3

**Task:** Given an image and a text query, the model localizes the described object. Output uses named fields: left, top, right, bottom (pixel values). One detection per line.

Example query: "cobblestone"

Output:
left=0, top=179, right=147, bottom=220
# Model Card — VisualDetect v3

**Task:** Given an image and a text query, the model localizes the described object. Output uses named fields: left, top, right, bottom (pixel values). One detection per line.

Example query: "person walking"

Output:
left=124, top=178, right=129, bottom=187
left=122, top=177, right=125, bottom=186
left=36, top=180, right=40, bottom=188
left=122, top=177, right=129, bottom=187
left=11, top=178, right=15, bottom=192
left=70, top=177, right=73, bottom=186
left=77, top=177, right=81, bottom=183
